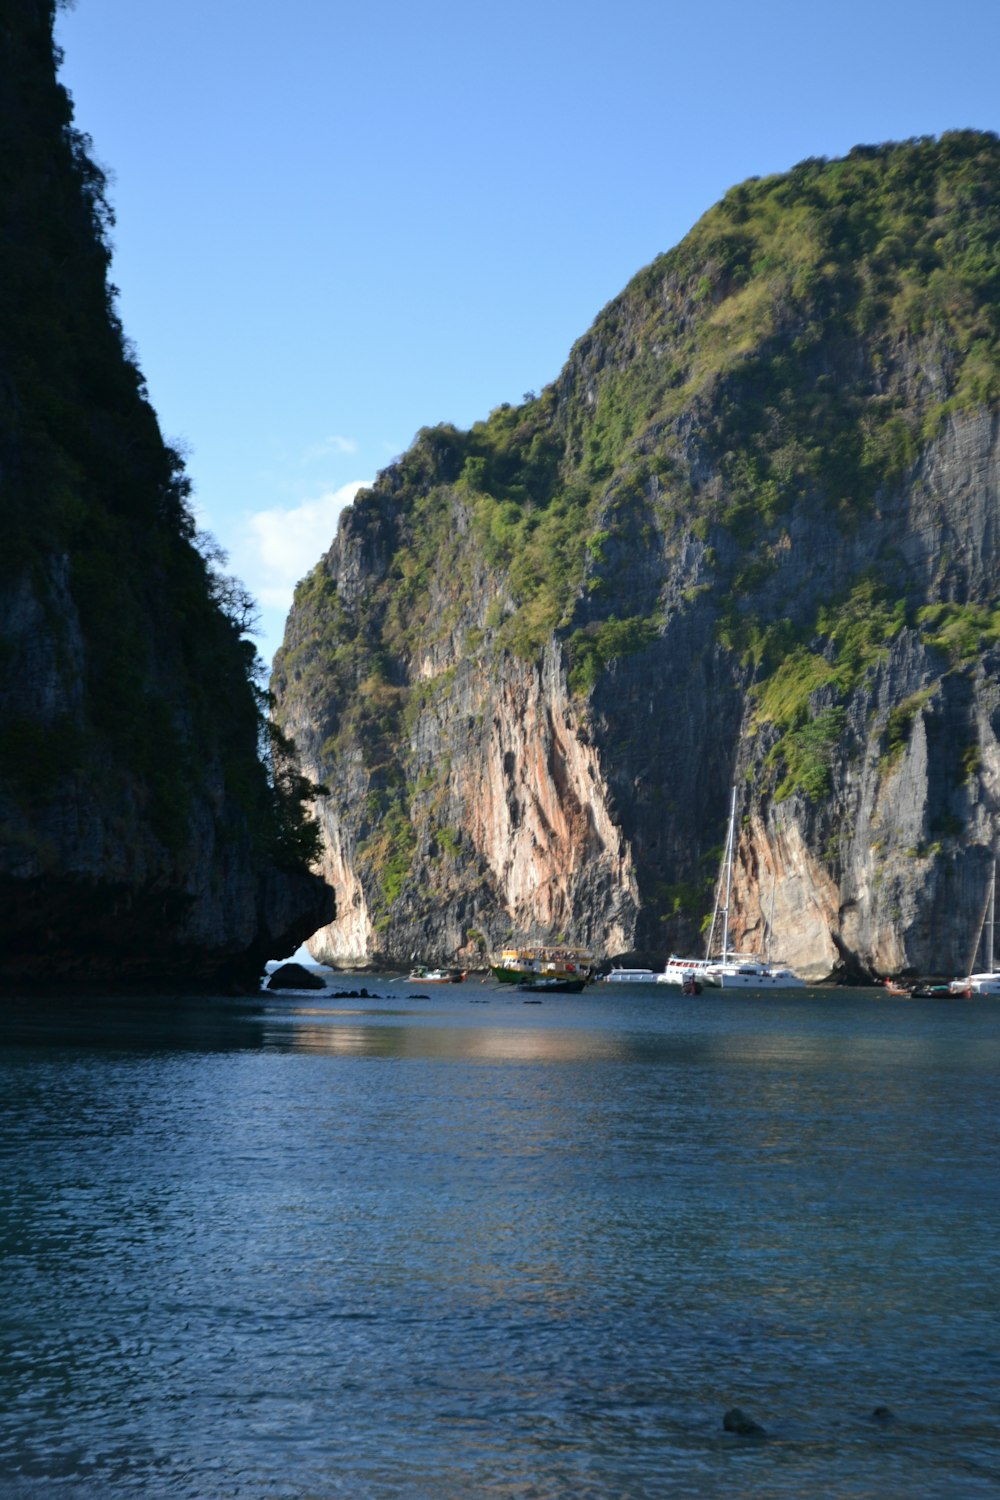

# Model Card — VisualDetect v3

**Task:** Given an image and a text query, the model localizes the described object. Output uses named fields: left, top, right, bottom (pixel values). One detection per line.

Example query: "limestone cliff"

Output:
left=0, top=2, right=331, bottom=985
left=274, top=132, right=1000, bottom=981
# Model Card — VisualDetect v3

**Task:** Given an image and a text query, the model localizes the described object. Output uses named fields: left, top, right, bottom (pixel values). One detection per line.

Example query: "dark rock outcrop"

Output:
left=266, top=962, right=326, bottom=992
left=0, top=2, right=332, bottom=986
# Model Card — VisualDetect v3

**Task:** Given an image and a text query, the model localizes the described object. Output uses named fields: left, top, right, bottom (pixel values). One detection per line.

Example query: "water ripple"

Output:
left=0, top=987, right=998, bottom=1496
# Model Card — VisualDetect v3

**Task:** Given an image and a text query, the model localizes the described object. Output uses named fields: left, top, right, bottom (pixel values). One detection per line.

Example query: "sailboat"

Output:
left=949, top=864, right=1000, bottom=996
left=657, top=787, right=804, bottom=990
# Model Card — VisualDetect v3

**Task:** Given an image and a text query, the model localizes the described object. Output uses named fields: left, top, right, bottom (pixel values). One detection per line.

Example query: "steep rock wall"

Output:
left=0, top=2, right=331, bottom=985
left=280, top=626, right=638, bottom=967
left=274, top=135, right=1000, bottom=980
left=277, top=404, right=1000, bottom=981
left=0, top=467, right=332, bottom=987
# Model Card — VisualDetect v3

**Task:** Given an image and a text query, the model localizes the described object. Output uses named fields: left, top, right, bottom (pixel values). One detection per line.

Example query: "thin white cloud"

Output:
left=240, top=480, right=367, bottom=611
left=301, top=434, right=359, bottom=464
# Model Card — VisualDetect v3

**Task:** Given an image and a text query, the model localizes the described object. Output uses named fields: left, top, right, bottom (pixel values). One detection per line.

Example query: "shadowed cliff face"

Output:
left=274, top=133, right=1000, bottom=980
left=0, top=3, right=332, bottom=985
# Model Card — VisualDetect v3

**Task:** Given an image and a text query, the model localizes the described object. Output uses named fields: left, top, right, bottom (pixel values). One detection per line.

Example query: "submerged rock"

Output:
left=723, top=1408, right=767, bottom=1438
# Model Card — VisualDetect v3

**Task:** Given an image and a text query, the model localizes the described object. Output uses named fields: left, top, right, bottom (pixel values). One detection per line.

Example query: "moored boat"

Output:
left=705, top=957, right=804, bottom=989
left=949, top=972, right=1000, bottom=997
left=516, top=976, right=586, bottom=994
left=882, top=978, right=912, bottom=996
left=408, top=967, right=466, bottom=983
left=949, top=863, right=1000, bottom=995
left=657, top=956, right=722, bottom=988
left=657, top=787, right=804, bottom=991
left=602, top=967, right=658, bottom=983
left=491, top=946, right=594, bottom=986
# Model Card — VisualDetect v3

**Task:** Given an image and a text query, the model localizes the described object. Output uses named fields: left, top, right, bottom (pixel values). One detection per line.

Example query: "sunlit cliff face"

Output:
left=463, top=650, right=636, bottom=946
left=290, top=399, right=1000, bottom=979
left=305, top=641, right=638, bottom=967
left=278, top=138, right=1000, bottom=978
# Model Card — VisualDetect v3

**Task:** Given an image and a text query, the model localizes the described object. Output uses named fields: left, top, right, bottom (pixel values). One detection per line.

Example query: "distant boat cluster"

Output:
left=414, top=802, right=1000, bottom=1000
left=601, top=955, right=802, bottom=990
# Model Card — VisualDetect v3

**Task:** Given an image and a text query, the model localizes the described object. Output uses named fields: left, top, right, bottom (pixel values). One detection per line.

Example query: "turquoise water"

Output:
left=1, top=980, right=999, bottom=1498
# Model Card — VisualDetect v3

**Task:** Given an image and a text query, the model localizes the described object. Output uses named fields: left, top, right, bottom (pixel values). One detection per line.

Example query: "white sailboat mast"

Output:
left=720, top=786, right=737, bottom=965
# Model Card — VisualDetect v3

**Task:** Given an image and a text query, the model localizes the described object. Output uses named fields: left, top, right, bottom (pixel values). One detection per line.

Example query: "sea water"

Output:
left=1, top=980, right=998, bottom=1499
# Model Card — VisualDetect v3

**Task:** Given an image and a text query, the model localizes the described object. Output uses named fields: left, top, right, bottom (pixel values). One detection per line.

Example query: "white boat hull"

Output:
left=657, top=956, right=804, bottom=989
left=656, top=959, right=722, bottom=988
left=952, top=866, right=1000, bottom=995
left=949, top=973, right=1000, bottom=996
left=707, top=964, right=804, bottom=989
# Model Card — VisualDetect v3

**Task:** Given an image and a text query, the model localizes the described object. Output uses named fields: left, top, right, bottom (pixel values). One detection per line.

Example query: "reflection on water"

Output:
left=268, top=1008, right=627, bottom=1061
left=1, top=982, right=999, bottom=1498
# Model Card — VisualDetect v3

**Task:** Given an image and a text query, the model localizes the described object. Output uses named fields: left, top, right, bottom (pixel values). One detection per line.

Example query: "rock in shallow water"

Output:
left=723, top=1407, right=767, bottom=1437
left=267, top=962, right=326, bottom=991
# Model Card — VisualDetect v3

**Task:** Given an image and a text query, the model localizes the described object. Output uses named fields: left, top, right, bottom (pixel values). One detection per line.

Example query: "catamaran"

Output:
left=657, top=787, right=805, bottom=990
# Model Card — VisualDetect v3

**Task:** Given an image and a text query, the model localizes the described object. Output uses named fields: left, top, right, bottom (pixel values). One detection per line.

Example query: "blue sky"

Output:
left=56, top=0, right=1000, bottom=669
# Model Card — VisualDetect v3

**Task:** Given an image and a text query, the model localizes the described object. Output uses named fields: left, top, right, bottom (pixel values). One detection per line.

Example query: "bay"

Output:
left=1, top=980, right=998, bottom=1498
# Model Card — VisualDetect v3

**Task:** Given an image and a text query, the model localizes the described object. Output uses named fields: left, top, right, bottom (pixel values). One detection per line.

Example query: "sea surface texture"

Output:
left=1, top=980, right=998, bottom=1498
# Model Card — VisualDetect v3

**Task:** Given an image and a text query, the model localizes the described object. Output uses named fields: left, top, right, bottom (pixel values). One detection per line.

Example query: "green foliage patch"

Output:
left=771, top=707, right=847, bottom=802
left=360, top=799, right=417, bottom=929
left=748, top=577, right=906, bottom=800
left=567, top=616, right=660, bottom=696
left=917, top=600, right=1000, bottom=664
left=883, top=687, right=936, bottom=766
left=279, top=132, right=1000, bottom=858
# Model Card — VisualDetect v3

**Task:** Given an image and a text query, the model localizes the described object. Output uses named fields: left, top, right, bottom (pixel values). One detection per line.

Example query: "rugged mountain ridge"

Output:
left=274, top=132, right=1000, bottom=980
left=0, top=1, right=331, bottom=984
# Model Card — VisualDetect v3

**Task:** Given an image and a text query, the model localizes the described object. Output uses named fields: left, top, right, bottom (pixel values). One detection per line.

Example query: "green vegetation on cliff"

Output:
left=283, top=131, right=1000, bottom=748
left=274, top=131, right=1000, bottom=956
